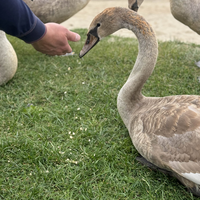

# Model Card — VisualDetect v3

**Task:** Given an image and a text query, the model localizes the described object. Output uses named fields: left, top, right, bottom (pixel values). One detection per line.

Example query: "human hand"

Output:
left=31, top=23, right=81, bottom=56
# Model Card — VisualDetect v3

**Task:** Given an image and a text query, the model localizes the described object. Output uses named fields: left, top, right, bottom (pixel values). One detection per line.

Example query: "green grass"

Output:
left=1, top=28, right=200, bottom=199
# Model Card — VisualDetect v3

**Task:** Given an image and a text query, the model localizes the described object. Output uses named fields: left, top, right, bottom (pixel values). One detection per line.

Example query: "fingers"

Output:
left=66, top=30, right=81, bottom=42
left=63, top=43, right=72, bottom=54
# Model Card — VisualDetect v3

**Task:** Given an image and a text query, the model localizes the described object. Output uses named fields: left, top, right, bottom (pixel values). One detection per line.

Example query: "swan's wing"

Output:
left=151, top=102, right=200, bottom=184
left=156, top=129, right=200, bottom=184
left=130, top=97, right=200, bottom=184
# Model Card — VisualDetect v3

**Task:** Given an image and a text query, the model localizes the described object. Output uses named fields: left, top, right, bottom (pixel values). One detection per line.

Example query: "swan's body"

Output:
left=128, top=0, right=200, bottom=35
left=79, top=7, right=200, bottom=196
left=23, top=0, right=90, bottom=23
left=170, top=0, right=200, bottom=35
left=0, top=31, right=18, bottom=85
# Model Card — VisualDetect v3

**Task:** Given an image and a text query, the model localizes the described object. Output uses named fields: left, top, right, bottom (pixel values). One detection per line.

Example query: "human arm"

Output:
left=0, top=0, right=80, bottom=55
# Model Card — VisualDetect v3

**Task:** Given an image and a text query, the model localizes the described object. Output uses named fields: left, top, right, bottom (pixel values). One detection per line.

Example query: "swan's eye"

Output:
left=97, top=23, right=101, bottom=27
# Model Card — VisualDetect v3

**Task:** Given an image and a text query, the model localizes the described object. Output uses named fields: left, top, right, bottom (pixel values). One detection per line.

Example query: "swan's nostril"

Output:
left=86, top=34, right=91, bottom=45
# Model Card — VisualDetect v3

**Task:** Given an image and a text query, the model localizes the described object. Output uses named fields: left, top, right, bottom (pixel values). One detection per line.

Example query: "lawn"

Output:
left=1, top=28, right=200, bottom=199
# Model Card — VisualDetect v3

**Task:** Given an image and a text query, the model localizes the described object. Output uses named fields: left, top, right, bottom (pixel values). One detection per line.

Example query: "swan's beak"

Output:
left=79, top=33, right=99, bottom=58
left=130, top=2, right=139, bottom=12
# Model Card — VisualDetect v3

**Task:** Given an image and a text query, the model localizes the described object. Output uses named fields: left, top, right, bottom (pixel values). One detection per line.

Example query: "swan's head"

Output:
left=79, top=7, right=123, bottom=58
left=128, top=0, right=144, bottom=12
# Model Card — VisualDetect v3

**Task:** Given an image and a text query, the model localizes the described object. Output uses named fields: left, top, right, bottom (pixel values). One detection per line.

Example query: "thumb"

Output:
left=66, top=30, right=81, bottom=42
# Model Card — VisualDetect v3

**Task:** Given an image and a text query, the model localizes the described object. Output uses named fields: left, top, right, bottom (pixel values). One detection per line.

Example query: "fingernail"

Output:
left=75, top=34, right=81, bottom=41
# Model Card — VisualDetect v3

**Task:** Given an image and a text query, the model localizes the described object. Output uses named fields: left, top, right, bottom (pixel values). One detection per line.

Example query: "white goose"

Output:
left=23, top=0, right=90, bottom=23
left=79, top=7, right=200, bottom=196
left=0, top=31, right=18, bottom=85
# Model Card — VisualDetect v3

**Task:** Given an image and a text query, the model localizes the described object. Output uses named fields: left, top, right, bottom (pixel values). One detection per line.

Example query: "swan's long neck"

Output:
left=116, top=10, right=158, bottom=129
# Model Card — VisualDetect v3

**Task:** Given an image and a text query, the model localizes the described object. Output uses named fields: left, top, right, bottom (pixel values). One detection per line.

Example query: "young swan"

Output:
left=24, top=0, right=90, bottom=23
left=0, top=31, right=18, bottom=85
left=79, top=7, right=200, bottom=196
left=128, top=0, right=200, bottom=35
left=129, top=0, right=200, bottom=68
